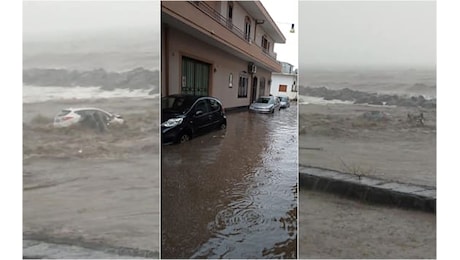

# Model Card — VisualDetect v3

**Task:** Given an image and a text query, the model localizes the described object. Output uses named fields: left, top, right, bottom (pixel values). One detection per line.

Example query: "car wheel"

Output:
left=220, top=123, right=227, bottom=130
left=178, top=133, right=190, bottom=143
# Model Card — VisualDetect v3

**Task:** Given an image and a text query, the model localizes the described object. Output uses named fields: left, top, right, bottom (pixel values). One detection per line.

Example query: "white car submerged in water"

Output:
left=53, top=107, right=124, bottom=128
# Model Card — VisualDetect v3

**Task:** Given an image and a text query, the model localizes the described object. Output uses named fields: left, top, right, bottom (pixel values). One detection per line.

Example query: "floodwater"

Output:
left=23, top=97, right=160, bottom=257
left=161, top=104, right=298, bottom=258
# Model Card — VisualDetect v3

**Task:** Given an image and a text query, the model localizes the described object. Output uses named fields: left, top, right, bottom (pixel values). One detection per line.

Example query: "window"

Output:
left=194, top=100, right=209, bottom=114
left=279, top=84, right=287, bottom=92
left=261, top=35, right=270, bottom=52
left=244, top=16, right=251, bottom=41
left=227, top=1, right=233, bottom=28
left=181, top=56, right=210, bottom=96
left=238, top=73, right=248, bottom=98
left=228, top=2, right=233, bottom=20
left=208, top=99, right=222, bottom=112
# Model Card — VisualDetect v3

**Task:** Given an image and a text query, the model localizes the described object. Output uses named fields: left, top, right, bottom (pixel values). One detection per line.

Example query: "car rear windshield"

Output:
left=57, top=110, right=71, bottom=116
left=256, top=97, right=271, bottom=104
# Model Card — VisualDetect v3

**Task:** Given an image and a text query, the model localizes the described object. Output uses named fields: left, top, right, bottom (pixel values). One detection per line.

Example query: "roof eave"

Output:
left=240, top=1, right=286, bottom=43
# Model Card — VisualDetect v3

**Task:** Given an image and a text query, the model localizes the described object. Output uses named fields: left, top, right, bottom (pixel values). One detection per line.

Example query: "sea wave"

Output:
left=298, top=95, right=354, bottom=105
left=23, top=85, right=158, bottom=103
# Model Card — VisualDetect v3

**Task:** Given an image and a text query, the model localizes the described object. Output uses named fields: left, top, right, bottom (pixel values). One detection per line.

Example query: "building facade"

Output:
left=270, top=62, right=298, bottom=100
left=161, top=1, right=286, bottom=109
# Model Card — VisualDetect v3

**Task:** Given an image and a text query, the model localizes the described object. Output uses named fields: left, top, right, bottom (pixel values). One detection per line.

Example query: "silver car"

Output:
left=249, top=96, right=281, bottom=113
left=278, top=96, right=290, bottom=108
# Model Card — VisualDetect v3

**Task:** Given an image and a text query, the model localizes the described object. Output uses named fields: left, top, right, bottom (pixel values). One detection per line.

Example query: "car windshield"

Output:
left=280, top=97, right=288, bottom=101
left=255, top=97, right=272, bottom=104
left=162, top=96, right=196, bottom=113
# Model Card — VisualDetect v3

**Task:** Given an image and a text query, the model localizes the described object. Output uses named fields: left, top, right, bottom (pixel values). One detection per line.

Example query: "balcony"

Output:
left=162, top=1, right=282, bottom=72
left=192, top=2, right=277, bottom=56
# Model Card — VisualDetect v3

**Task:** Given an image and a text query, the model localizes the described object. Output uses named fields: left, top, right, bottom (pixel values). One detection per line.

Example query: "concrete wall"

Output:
left=270, top=73, right=298, bottom=100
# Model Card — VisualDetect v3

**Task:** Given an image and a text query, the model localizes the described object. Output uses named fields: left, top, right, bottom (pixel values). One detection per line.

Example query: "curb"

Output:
left=23, top=234, right=159, bottom=259
left=299, top=165, right=436, bottom=213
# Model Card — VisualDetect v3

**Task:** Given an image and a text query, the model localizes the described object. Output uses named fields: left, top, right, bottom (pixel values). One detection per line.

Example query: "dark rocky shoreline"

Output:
left=23, top=67, right=159, bottom=93
left=300, top=86, right=436, bottom=108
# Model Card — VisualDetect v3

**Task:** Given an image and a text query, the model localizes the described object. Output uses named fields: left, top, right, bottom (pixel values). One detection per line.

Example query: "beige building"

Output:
left=161, top=1, right=286, bottom=109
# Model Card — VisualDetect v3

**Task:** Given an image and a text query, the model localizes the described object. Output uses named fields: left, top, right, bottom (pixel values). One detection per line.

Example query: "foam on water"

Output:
left=23, top=85, right=158, bottom=103
left=298, top=95, right=354, bottom=105
left=302, top=69, right=436, bottom=99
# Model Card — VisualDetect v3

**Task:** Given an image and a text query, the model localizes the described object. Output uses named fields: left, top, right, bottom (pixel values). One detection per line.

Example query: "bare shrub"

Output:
left=340, top=158, right=376, bottom=179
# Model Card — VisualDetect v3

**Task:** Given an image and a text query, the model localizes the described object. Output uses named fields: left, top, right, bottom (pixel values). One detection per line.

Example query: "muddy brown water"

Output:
left=23, top=98, right=160, bottom=257
left=161, top=104, right=298, bottom=258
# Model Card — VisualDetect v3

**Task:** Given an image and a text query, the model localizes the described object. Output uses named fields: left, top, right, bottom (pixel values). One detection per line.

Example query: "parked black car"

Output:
left=161, top=94, right=227, bottom=144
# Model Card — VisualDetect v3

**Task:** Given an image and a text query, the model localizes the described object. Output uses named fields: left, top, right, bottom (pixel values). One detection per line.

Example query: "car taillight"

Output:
left=62, top=116, right=74, bottom=121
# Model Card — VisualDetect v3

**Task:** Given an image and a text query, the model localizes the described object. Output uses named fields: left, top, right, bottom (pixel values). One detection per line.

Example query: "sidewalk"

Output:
left=299, top=164, right=436, bottom=212
left=23, top=240, right=157, bottom=259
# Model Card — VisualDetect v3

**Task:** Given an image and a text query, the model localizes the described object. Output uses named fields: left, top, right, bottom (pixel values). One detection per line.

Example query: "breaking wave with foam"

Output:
left=23, top=85, right=158, bottom=103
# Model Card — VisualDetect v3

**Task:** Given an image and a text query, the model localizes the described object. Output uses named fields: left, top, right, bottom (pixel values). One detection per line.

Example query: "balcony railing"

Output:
left=189, top=1, right=278, bottom=60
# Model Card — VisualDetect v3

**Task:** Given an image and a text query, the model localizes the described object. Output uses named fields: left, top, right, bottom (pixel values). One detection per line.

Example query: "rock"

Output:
left=299, top=86, right=436, bottom=109
left=23, top=67, right=159, bottom=90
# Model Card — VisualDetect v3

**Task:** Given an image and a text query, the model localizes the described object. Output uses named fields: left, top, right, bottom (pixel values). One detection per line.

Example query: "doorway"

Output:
left=251, top=76, right=258, bottom=103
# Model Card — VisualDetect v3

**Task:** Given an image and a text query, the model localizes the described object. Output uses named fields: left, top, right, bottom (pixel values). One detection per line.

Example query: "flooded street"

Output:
left=23, top=97, right=160, bottom=258
left=299, top=189, right=436, bottom=258
left=161, top=104, right=298, bottom=258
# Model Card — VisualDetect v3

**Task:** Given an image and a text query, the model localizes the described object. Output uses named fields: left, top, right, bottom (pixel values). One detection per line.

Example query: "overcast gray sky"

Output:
left=299, top=1, right=436, bottom=69
left=261, top=0, right=298, bottom=68
left=23, top=1, right=160, bottom=41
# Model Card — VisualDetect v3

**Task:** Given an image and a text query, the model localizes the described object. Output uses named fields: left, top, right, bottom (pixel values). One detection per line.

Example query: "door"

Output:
left=251, top=76, right=258, bottom=103
left=192, top=100, right=212, bottom=133
left=207, top=98, right=224, bottom=128
left=259, top=78, right=266, bottom=97
left=181, top=57, right=210, bottom=96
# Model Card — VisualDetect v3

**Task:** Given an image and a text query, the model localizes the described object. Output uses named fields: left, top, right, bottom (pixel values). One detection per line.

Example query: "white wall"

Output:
left=270, top=73, right=298, bottom=100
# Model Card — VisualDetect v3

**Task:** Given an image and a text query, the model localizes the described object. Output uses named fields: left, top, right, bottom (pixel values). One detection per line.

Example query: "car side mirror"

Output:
left=195, top=110, right=204, bottom=116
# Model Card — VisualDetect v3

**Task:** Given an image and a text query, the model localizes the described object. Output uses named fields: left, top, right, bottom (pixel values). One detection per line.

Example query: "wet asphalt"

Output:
left=161, top=104, right=298, bottom=258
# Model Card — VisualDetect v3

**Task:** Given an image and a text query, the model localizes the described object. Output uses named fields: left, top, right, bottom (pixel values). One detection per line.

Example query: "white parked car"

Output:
left=53, top=107, right=124, bottom=128
left=278, top=96, right=291, bottom=108
left=249, top=96, right=281, bottom=113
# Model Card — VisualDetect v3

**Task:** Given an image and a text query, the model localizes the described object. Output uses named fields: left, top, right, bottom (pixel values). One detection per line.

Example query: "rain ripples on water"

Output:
left=162, top=103, right=298, bottom=259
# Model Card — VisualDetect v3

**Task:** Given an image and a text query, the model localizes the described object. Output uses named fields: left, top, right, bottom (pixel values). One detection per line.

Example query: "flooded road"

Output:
left=161, top=104, right=298, bottom=258
left=23, top=97, right=160, bottom=257
left=299, top=189, right=436, bottom=258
